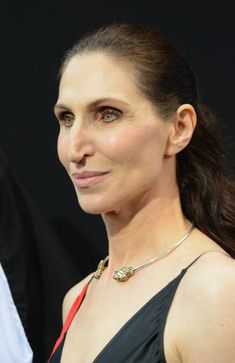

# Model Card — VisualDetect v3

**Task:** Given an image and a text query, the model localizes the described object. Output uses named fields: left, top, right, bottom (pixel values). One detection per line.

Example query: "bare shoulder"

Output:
left=182, top=251, right=235, bottom=296
left=62, top=272, right=94, bottom=323
left=177, top=251, right=235, bottom=362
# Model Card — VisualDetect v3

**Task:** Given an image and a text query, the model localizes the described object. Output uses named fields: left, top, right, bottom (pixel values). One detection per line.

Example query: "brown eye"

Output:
left=60, top=112, right=75, bottom=127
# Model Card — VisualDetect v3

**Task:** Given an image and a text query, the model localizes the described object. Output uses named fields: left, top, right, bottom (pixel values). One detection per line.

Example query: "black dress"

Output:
left=49, top=255, right=206, bottom=363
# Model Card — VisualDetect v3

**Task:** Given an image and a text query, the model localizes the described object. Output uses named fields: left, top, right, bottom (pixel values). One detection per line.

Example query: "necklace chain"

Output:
left=93, top=224, right=194, bottom=282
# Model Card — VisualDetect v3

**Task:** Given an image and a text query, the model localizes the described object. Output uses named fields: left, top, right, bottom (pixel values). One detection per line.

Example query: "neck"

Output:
left=102, top=186, right=192, bottom=273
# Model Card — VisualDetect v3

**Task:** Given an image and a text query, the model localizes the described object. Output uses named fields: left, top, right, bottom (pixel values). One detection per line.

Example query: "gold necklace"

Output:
left=94, top=224, right=194, bottom=282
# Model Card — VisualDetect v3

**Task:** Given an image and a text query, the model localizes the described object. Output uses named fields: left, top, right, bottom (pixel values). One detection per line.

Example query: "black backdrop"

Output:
left=1, top=0, right=235, bottom=278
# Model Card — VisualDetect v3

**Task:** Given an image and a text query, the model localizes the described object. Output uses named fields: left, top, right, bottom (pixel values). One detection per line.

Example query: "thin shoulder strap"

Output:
left=184, top=250, right=231, bottom=271
left=49, top=276, right=93, bottom=360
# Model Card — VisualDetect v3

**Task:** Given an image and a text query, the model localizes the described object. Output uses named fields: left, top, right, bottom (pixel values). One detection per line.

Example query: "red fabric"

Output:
left=48, top=282, right=89, bottom=361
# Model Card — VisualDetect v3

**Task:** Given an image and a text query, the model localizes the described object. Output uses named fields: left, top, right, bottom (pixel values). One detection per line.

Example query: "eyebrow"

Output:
left=54, top=97, right=130, bottom=113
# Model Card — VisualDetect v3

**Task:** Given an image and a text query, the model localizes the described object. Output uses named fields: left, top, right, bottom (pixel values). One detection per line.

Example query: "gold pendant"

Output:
left=112, top=266, right=134, bottom=282
left=93, top=259, right=106, bottom=279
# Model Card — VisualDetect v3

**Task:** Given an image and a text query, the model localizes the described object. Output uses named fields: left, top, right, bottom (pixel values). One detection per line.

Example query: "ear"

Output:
left=164, top=104, right=197, bottom=156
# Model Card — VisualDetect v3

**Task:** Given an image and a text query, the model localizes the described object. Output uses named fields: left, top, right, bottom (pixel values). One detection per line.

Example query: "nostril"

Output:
left=70, top=154, right=87, bottom=167
left=78, top=156, right=87, bottom=166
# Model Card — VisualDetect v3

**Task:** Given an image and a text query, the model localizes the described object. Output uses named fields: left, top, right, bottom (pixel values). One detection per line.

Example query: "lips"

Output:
left=71, top=171, right=109, bottom=188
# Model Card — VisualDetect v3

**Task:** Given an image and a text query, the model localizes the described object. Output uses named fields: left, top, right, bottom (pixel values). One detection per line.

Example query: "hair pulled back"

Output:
left=60, top=23, right=235, bottom=256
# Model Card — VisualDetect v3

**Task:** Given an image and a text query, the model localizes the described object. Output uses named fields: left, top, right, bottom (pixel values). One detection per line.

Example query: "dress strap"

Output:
left=183, top=250, right=231, bottom=271
left=49, top=276, right=93, bottom=361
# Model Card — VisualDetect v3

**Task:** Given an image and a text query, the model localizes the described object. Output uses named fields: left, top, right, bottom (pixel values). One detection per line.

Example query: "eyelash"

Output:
left=57, top=107, right=122, bottom=127
left=58, top=112, right=74, bottom=127
left=96, top=107, right=121, bottom=123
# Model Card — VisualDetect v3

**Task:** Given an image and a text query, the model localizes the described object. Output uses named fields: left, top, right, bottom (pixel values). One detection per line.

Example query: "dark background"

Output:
left=1, top=0, right=235, bottom=278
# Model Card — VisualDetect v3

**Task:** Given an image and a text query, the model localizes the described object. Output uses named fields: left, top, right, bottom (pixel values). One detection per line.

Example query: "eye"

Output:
left=96, top=108, right=121, bottom=123
left=59, top=112, right=75, bottom=127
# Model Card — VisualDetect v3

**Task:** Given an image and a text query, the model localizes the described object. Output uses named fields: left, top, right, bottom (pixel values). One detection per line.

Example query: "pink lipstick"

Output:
left=72, top=171, right=109, bottom=188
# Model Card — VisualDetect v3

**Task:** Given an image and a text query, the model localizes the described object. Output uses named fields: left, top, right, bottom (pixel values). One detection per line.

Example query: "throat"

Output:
left=94, top=224, right=194, bottom=282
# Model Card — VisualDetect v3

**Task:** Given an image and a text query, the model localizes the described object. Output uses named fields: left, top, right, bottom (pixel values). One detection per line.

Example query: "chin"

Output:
left=79, top=205, right=103, bottom=215
left=76, top=194, right=113, bottom=215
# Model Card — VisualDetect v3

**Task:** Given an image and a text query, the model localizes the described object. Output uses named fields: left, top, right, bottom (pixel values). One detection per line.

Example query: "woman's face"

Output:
left=54, top=53, right=174, bottom=214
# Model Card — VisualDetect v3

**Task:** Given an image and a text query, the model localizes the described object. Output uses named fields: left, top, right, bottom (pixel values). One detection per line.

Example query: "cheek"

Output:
left=103, top=124, right=166, bottom=166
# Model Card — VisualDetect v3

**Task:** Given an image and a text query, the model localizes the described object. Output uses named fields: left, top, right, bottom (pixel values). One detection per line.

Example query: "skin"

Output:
left=54, top=52, right=235, bottom=363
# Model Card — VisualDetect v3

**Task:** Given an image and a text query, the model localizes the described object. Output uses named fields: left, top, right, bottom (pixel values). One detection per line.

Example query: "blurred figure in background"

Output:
left=0, top=148, right=79, bottom=362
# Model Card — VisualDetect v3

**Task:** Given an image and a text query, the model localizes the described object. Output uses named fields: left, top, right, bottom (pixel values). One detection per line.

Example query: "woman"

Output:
left=49, top=23, right=235, bottom=362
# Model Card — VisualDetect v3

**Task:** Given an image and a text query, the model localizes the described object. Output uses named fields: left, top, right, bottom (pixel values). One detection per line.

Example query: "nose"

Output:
left=68, top=121, right=95, bottom=165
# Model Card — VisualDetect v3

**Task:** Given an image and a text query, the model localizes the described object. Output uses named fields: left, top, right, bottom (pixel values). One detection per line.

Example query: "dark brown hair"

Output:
left=59, top=23, right=235, bottom=256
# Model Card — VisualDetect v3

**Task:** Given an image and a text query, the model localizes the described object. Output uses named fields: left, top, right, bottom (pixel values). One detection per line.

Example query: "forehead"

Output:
left=58, top=52, right=146, bottom=107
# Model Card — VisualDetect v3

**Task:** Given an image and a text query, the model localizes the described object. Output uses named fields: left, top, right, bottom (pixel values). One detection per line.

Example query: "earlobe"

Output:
left=164, top=104, right=197, bottom=156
